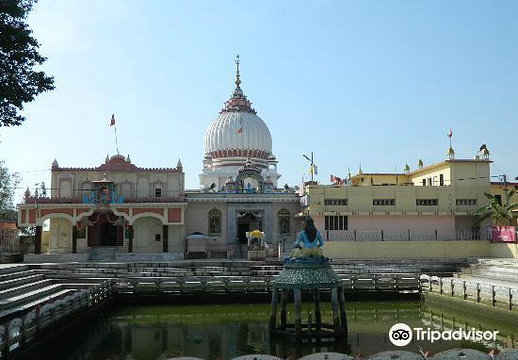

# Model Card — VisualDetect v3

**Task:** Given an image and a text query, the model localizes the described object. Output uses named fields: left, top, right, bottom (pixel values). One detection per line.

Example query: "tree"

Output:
left=0, top=0, right=54, bottom=127
left=472, top=188, right=518, bottom=226
left=0, top=160, right=19, bottom=221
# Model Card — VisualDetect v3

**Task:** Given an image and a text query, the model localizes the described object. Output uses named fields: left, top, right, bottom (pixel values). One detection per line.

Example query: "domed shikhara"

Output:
left=203, top=56, right=272, bottom=162
left=200, top=56, right=280, bottom=190
left=204, top=112, right=272, bottom=160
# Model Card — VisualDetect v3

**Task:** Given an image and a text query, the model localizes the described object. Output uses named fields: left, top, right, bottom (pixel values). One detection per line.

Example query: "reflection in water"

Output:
left=27, top=300, right=518, bottom=360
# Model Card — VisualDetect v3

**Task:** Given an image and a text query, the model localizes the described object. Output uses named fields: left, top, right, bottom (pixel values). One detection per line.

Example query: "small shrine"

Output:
left=269, top=218, right=348, bottom=343
left=246, top=230, right=266, bottom=260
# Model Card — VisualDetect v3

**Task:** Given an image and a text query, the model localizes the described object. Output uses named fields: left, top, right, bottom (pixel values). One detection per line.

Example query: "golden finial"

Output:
left=235, top=54, right=241, bottom=87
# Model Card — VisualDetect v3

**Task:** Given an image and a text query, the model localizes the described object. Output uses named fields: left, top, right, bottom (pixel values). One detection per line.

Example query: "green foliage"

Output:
left=472, top=188, right=518, bottom=226
left=0, top=0, right=55, bottom=127
left=0, top=160, right=19, bottom=220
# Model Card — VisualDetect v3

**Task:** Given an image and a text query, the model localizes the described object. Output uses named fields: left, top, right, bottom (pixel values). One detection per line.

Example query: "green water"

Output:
left=23, top=300, right=518, bottom=359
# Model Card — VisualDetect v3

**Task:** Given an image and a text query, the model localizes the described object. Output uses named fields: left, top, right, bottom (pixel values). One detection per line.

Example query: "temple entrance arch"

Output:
left=86, top=211, right=125, bottom=247
left=236, top=211, right=263, bottom=244
left=99, top=222, right=119, bottom=246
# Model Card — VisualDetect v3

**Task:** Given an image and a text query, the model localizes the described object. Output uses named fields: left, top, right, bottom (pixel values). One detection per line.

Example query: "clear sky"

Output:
left=1, top=0, right=517, bottom=201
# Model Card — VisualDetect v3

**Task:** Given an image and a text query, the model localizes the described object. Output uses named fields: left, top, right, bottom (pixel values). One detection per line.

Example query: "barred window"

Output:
left=373, top=199, right=395, bottom=206
left=324, top=199, right=348, bottom=206
left=278, top=209, right=291, bottom=235
left=208, top=208, right=222, bottom=235
left=325, top=215, right=348, bottom=230
left=456, top=199, right=477, bottom=206
left=416, top=199, right=438, bottom=206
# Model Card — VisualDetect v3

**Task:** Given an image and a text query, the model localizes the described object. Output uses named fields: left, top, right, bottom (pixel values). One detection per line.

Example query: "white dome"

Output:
left=204, top=111, right=272, bottom=159
left=203, top=60, right=272, bottom=161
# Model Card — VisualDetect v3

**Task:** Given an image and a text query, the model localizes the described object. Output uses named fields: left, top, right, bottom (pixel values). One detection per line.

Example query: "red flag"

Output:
left=235, top=127, right=242, bottom=134
left=447, top=128, right=452, bottom=138
left=110, top=114, right=115, bottom=127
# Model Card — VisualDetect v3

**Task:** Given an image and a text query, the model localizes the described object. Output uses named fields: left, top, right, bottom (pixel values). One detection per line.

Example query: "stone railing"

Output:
left=0, top=281, right=111, bottom=359
left=326, top=229, right=485, bottom=242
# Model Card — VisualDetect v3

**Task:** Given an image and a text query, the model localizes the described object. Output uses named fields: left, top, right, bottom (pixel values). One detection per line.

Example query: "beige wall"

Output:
left=490, top=242, right=518, bottom=258
left=48, top=218, right=73, bottom=253
left=322, top=240, right=491, bottom=259
left=185, top=202, right=227, bottom=248
left=52, top=170, right=183, bottom=199
left=133, top=217, right=163, bottom=253
left=270, top=202, right=302, bottom=244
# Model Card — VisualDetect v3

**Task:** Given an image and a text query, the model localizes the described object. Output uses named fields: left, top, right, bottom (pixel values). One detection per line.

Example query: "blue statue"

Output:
left=290, top=217, right=324, bottom=260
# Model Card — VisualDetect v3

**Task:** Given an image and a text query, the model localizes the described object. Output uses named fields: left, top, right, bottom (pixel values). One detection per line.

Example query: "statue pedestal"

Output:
left=269, top=258, right=348, bottom=343
left=247, top=249, right=266, bottom=260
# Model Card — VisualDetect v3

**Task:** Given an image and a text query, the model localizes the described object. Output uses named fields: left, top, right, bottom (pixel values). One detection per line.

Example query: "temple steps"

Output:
left=0, top=265, right=109, bottom=322
left=0, top=279, right=56, bottom=299
left=455, top=258, right=518, bottom=284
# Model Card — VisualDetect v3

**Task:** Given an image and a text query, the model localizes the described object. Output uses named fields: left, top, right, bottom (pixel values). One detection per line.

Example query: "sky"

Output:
left=1, top=0, right=517, bottom=202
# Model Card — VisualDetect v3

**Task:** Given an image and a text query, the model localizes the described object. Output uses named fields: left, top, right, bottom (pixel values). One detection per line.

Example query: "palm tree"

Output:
left=472, top=188, right=518, bottom=226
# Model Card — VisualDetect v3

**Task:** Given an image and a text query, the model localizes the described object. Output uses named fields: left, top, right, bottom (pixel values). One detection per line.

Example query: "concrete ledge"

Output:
left=323, top=240, right=491, bottom=259
left=24, top=253, right=89, bottom=263
left=423, top=292, right=518, bottom=324
left=114, top=252, right=184, bottom=262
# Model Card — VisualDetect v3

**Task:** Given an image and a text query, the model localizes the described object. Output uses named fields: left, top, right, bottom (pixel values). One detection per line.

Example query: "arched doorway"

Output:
left=236, top=211, right=262, bottom=244
left=87, top=211, right=124, bottom=247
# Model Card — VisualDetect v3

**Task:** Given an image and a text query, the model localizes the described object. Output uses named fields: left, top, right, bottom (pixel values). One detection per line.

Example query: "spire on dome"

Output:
left=221, top=55, right=257, bottom=114
left=235, top=54, right=241, bottom=88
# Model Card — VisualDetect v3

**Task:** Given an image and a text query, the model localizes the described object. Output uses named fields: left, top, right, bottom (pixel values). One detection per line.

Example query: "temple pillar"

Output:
left=35, top=225, right=42, bottom=254
left=269, top=288, right=278, bottom=329
left=128, top=225, right=133, bottom=253
left=162, top=225, right=168, bottom=253
left=72, top=226, right=77, bottom=253
left=294, top=288, right=302, bottom=336
left=314, top=288, right=322, bottom=330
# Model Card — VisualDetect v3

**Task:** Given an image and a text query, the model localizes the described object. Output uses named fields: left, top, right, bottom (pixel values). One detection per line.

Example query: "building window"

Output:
left=324, top=199, right=348, bottom=206
left=325, top=215, right=348, bottom=230
left=427, top=178, right=433, bottom=186
left=422, top=179, right=426, bottom=186
left=373, top=199, right=395, bottom=206
left=278, top=209, right=291, bottom=235
left=416, top=199, right=438, bottom=206
left=155, top=234, right=161, bottom=242
left=439, top=174, right=444, bottom=186
left=208, top=208, right=222, bottom=235
left=155, top=188, right=162, bottom=198
left=456, top=199, right=477, bottom=206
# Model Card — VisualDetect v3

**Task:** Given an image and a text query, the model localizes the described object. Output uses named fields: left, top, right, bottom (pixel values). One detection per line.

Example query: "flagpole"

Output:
left=114, top=124, right=119, bottom=155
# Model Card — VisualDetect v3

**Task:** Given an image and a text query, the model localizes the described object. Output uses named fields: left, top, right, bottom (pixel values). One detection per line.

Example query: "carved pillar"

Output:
left=35, top=226, right=42, bottom=254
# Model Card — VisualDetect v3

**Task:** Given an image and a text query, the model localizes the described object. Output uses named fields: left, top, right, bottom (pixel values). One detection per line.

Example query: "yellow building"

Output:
left=305, top=151, right=493, bottom=242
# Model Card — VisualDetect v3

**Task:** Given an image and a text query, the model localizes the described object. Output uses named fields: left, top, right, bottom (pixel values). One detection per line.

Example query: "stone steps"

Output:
left=0, top=283, right=66, bottom=312
left=0, top=289, right=75, bottom=319
left=0, top=273, right=44, bottom=291
left=0, top=279, right=56, bottom=300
